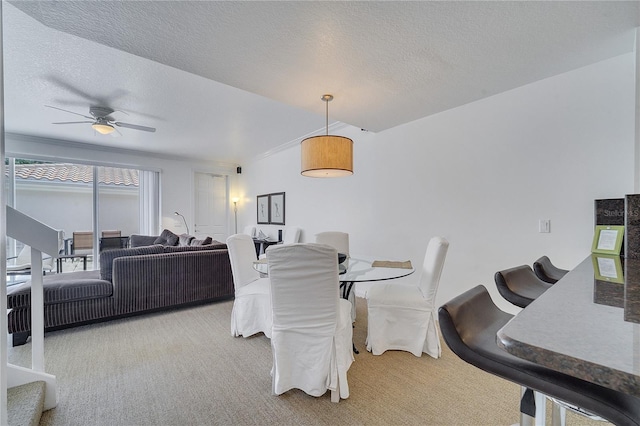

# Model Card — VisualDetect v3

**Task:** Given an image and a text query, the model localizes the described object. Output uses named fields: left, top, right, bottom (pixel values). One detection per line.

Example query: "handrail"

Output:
left=6, top=207, right=59, bottom=256
left=5, top=206, right=58, bottom=409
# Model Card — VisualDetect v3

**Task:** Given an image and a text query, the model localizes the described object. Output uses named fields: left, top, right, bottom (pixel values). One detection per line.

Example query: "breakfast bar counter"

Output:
left=497, top=255, right=640, bottom=397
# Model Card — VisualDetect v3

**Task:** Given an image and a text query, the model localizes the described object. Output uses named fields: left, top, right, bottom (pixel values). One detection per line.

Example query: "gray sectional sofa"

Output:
left=8, top=230, right=234, bottom=345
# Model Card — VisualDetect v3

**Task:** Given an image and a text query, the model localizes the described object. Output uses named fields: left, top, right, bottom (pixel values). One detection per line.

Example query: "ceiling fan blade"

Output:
left=45, top=105, right=93, bottom=120
left=44, top=76, right=99, bottom=102
left=52, top=121, right=94, bottom=124
left=114, top=121, right=156, bottom=132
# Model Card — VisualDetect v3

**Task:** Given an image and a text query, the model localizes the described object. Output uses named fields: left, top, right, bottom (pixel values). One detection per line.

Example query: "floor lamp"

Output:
left=174, top=211, right=189, bottom=234
left=232, top=198, right=239, bottom=235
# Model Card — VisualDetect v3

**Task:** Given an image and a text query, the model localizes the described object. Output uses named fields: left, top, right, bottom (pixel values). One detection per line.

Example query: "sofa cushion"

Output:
left=100, top=244, right=164, bottom=282
left=129, top=234, right=158, bottom=248
left=162, top=244, right=225, bottom=253
left=209, top=240, right=227, bottom=249
left=190, top=236, right=213, bottom=246
left=179, top=234, right=196, bottom=246
left=7, top=270, right=112, bottom=309
left=153, top=229, right=179, bottom=246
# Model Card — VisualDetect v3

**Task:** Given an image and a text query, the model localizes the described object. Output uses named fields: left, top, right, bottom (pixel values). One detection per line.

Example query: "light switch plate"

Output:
left=539, top=219, right=550, bottom=233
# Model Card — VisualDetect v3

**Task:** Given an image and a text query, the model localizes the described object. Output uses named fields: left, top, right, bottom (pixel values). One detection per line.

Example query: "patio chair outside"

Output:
left=100, top=236, right=129, bottom=252
left=72, top=231, right=93, bottom=254
left=101, top=230, right=121, bottom=238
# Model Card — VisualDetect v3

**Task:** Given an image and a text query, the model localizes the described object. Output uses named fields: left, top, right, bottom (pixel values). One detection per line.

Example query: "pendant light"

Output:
left=301, top=94, right=353, bottom=177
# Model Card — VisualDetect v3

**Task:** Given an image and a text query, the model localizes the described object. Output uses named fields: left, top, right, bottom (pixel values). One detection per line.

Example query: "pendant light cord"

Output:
left=322, top=94, right=333, bottom=136
left=325, top=98, right=329, bottom=135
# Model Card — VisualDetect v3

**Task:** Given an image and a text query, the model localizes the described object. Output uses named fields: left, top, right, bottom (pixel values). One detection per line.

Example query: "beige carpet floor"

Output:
left=8, top=298, right=604, bottom=426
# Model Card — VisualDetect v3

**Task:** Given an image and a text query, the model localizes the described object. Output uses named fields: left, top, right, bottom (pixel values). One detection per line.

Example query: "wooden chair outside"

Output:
left=100, top=236, right=129, bottom=252
left=101, top=230, right=121, bottom=238
left=72, top=231, right=93, bottom=254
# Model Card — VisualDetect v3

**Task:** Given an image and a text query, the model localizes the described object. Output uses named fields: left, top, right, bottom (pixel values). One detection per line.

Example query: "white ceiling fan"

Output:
left=45, top=105, right=156, bottom=135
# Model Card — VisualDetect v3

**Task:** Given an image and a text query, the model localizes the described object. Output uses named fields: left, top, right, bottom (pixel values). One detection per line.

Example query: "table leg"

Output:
left=340, top=281, right=359, bottom=354
left=82, top=256, right=87, bottom=270
left=340, top=281, right=355, bottom=300
left=56, top=258, right=62, bottom=273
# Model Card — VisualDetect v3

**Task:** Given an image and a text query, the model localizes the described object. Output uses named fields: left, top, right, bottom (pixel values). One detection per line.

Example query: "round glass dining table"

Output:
left=253, top=256, right=415, bottom=300
left=253, top=256, right=414, bottom=353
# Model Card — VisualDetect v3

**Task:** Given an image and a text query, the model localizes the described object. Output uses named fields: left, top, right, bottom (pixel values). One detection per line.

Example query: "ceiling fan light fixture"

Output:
left=92, top=122, right=115, bottom=135
left=301, top=94, right=353, bottom=178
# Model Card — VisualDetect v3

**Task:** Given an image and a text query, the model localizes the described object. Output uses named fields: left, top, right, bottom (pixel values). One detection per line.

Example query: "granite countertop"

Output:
left=497, top=256, right=640, bottom=397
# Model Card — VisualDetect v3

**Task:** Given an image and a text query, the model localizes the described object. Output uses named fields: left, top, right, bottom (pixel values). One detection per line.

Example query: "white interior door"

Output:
left=193, top=172, right=227, bottom=242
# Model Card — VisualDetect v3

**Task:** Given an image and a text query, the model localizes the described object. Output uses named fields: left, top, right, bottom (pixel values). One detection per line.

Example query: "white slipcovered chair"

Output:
left=314, top=231, right=355, bottom=322
left=283, top=226, right=301, bottom=244
left=366, top=236, right=449, bottom=358
left=242, top=225, right=256, bottom=238
left=267, top=243, right=354, bottom=402
left=258, top=226, right=301, bottom=259
left=226, top=234, right=272, bottom=338
left=314, top=231, right=349, bottom=255
left=7, top=245, right=54, bottom=275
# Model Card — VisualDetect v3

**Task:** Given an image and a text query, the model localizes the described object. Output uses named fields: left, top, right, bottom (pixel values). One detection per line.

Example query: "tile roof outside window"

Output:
left=10, top=163, right=138, bottom=186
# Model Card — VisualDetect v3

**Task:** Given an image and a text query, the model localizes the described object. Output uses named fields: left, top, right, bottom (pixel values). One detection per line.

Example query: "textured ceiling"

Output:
left=4, top=1, right=640, bottom=164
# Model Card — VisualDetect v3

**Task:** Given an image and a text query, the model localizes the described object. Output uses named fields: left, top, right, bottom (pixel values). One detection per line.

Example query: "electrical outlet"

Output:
left=539, top=219, right=550, bottom=233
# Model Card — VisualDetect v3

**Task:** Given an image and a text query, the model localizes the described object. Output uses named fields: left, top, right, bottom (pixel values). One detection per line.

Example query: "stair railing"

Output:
left=4, top=206, right=58, bottom=410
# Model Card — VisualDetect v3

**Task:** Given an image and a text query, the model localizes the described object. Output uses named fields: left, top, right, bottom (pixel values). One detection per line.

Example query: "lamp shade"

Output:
left=92, top=123, right=115, bottom=135
left=301, top=135, right=353, bottom=178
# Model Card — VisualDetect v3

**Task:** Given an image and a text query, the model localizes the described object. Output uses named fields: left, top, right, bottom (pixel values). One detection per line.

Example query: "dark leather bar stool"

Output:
left=533, top=256, right=569, bottom=284
left=438, top=285, right=640, bottom=426
left=494, top=265, right=553, bottom=308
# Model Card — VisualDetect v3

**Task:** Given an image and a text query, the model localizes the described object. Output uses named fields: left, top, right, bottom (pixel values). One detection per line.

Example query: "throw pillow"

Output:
left=179, top=234, right=195, bottom=246
left=153, top=229, right=179, bottom=246
left=129, top=234, right=158, bottom=248
left=190, top=236, right=213, bottom=246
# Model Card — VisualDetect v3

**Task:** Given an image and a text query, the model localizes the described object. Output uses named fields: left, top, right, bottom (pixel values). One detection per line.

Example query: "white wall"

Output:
left=236, top=53, right=636, bottom=313
left=14, top=182, right=139, bottom=237
left=6, top=135, right=236, bottom=239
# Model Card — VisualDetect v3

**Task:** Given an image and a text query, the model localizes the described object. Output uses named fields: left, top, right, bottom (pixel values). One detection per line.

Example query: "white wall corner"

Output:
left=635, top=27, right=640, bottom=193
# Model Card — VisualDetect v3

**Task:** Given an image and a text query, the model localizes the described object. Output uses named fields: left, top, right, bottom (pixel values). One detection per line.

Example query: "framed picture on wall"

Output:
left=257, top=194, right=270, bottom=224
left=270, top=192, right=285, bottom=225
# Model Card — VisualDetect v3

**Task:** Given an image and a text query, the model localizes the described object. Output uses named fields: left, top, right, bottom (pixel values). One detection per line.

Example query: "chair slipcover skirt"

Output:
left=268, top=243, right=354, bottom=401
left=271, top=299, right=352, bottom=398
left=227, top=234, right=272, bottom=338
left=366, top=284, right=440, bottom=357
left=231, top=277, right=272, bottom=338
left=366, top=236, right=449, bottom=358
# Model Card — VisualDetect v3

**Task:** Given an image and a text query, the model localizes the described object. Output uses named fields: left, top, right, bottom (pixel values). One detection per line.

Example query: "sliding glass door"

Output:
left=6, top=157, right=158, bottom=269
left=97, top=165, right=140, bottom=252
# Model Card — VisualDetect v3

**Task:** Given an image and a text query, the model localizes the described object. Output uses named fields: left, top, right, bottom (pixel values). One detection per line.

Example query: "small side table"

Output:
left=57, top=254, right=88, bottom=273
left=252, top=239, right=280, bottom=257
